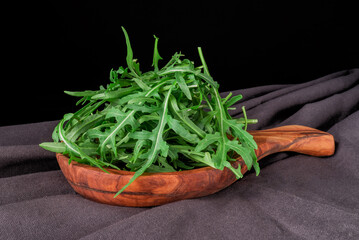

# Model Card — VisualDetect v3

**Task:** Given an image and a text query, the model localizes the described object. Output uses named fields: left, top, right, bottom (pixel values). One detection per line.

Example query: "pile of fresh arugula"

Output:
left=40, top=27, right=259, bottom=196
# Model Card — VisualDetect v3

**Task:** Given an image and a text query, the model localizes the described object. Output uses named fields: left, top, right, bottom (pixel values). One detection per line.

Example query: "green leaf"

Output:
left=66, top=114, right=105, bottom=142
left=130, top=139, right=147, bottom=163
left=152, top=35, right=162, bottom=72
left=128, top=97, right=159, bottom=105
left=116, top=92, right=146, bottom=106
left=166, top=114, right=199, bottom=144
left=169, top=95, right=206, bottom=138
left=99, top=108, right=138, bottom=159
left=87, top=128, right=109, bottom=141
left=64, top=90, right=103, bottom=98
left=226, top=119, right=258, bottom=149
left=77, top=140, right=99, bottom=156
left=175, top=72, right=192, bottom=100
left=194, top=132, right=221, bottom=152
left=39, top=142, right=66, bottom=153
left=121, top=26, right=140, bottom=77
left=52, top=122, right=60, bottom=142
left=223, top=161, right=243, bottom=178
left=129, top=130, right=152, bottom=140
left=224, top=94, right=243, bottom=108
left=91, top=86, right=140, bottom=100
left=252, top=151, right=260, bottom=176
left=58, top=115, right=111, bottom=173
left=195, top=152, right=216, bottom=168
left=212, top=139, right=227, bottom=169
left=222, top=92, right=232, bottom=104
left=133, top=77, right=150, bottom=91
left=126, top=104, right=160, bottom=113
left=156, top=156, right=176, bottom=172
left=226, top=140, right=253, bottom=171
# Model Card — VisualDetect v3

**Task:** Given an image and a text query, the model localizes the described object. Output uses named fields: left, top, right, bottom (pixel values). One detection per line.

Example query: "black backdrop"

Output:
left=2, top=1, right=358, bottom=126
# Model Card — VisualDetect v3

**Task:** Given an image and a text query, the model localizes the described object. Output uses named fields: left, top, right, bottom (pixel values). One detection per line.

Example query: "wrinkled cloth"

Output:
left=1, top=69, right=358, bottom=240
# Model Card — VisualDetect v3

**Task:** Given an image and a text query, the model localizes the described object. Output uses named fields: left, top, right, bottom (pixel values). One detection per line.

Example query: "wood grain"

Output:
left=56, top=125, right=335, bottom=207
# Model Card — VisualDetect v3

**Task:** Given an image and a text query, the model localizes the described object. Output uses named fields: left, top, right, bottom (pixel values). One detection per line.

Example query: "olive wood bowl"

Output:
left=56, top=125, right=335, bottom=207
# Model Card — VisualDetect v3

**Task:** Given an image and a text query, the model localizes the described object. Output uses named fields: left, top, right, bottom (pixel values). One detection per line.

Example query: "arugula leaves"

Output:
left=40, top=27, right=259, bottom=196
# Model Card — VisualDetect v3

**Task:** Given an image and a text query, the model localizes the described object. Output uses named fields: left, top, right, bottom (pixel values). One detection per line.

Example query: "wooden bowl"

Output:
left=56, top=125, right=334, bottom=207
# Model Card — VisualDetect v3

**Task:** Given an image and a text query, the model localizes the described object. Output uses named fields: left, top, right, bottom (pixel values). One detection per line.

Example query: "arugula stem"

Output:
left=242, top=106, right=248, bottom=131
left=197, top=47, right=211, bottom=77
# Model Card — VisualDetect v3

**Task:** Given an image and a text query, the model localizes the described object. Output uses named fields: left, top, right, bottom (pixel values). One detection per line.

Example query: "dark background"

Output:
left=2, top=1, right=358, bottom=126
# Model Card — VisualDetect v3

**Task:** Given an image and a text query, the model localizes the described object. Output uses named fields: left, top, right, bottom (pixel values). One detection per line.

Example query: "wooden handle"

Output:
left=249, top=125, right=335, bottom=161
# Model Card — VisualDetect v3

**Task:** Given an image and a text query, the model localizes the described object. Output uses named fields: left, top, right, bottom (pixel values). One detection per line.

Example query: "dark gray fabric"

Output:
left=1, top=69, right=358, bottom=240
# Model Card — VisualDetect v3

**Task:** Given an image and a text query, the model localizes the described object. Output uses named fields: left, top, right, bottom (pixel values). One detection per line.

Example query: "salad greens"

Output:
left=40, top=27, right=259, bottom=197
